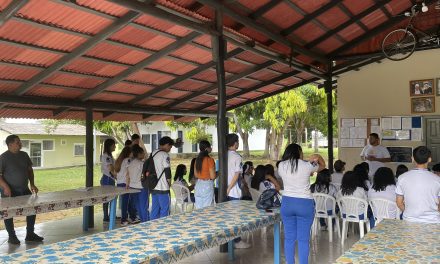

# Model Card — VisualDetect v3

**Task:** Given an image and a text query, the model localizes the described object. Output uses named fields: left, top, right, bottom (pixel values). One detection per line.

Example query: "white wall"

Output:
left=337, top=49, right=440, bottom=172
left=0, top=130, right=9, bottom=153
left=137, top=122, right=266, bottom=154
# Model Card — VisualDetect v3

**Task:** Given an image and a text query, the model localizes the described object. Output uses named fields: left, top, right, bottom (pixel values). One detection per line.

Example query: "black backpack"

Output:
left=256, top=189, right=281, bottom=210
left=141, top=150, right=165, bottom=191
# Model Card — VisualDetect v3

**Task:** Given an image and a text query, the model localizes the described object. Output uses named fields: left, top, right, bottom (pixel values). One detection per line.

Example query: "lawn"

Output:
left=2, top=148, right=336, bottom=228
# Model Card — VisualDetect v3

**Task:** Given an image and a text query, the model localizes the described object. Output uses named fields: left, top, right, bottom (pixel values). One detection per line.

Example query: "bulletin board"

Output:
left=380, top=116, right=422, bottom=141
left=339, top=118, right=380, bottom=148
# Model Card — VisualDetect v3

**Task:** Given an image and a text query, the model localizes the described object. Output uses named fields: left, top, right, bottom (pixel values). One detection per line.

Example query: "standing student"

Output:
left=127, top=145, right=149, bottom=222
left=194, top=140, right=216, bottom=209
left=226, top=133, right=251, bottom=249
left=0, top=135, right=44, bottom=245
left=115, top=146, right=136, bottom=226
left=360, top=133, right=391, bottom=178
left=396, top=146, right=440, bottom=223
left=278, top=144, right=325, bottom=264
left=150, top=136, right=174, bottom=220
left=100, top=138, right=116, bottom=223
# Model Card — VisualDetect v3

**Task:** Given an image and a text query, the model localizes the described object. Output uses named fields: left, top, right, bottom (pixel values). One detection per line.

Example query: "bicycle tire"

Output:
left=382, top=29, right=416, bottom=61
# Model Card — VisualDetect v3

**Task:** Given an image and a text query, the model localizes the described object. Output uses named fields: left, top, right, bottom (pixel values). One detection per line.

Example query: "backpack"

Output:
left=141, top=150, right=165, bottom=191
left=256, top=189, right=281, bottom=210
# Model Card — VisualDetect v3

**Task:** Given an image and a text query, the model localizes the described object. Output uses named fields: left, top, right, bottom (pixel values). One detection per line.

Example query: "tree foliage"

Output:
left=165, top=118, right=216, bottom=144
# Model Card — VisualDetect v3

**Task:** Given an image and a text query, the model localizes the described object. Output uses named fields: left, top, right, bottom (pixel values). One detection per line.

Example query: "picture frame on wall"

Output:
left=411, top=96, right=435, bottom=113
left=436, top=78, right=440, bottom=96
left=409, top=79, right=434, bottom=96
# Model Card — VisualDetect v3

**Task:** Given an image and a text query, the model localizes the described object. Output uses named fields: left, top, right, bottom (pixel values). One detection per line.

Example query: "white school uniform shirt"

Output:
left=368, top=185, right=397, bottom=218
left=337, top=187, right=367, bottom=215
left=331, top=172, right=344, bottom=186
left=100, top=153, right=114, bottom=177
left=227, top=150, right=242, bottom=199
left=259, top=180, right=275, bottom=192
left=360, top=144, right=390, bottom=177
left=152, top=149, right=171, bottom=191
left=396, top=169, right=440, bottom=223
left=116, top=158, right=131, bottom=185
left=127, top=158, right=143, bottom=189
left=278, top=159, right=318, bottom=199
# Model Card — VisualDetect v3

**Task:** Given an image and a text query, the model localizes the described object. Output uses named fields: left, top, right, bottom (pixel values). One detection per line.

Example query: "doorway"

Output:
left=30, top=142, right=42, bottom=167
left=425, top=116, right=440, bottom=165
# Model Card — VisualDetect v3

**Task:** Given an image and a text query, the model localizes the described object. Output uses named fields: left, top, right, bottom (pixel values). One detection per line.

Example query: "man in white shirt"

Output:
left=226, top=133, right=250, bottom=249
left=360, top=133, right=391, bottom=178
left=396, top=146, right=440, bottom=223
left=150, top=136, right=174, bottom=220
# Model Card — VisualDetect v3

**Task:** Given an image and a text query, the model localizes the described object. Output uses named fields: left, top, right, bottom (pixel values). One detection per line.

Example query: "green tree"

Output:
left=165, top=118, right=216, bottom=145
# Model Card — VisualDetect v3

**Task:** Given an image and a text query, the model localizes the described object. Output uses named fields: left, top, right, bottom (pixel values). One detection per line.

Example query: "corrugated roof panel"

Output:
left=315, top=37, right=343, bottom=53
left=239, top=26, right=270, bottom=45
left=248, top=70, right=279, bottom=81
left=208, top=86, right=241, bottom=96
left=175, top=101, right=205, bottom=109
left=63, top=58, right=128, bottom=77
left=343, top=0, right=374, bottom=15
left=172, top=79, right=210, bottom=91
left=268, top=42, right=291, bottom=56
left=17, top=0, right=113, bottom=35
left=147, top=58, right=197, bottom=75
left=191, top=69, right=217, bottom=82
left=276, top=76, right=301, bottom=86
left=295, top=72, right=313, bottom=80
left=227, top=97, right=246, bottom=106
left=77, top=0, right=129, bottom=17
left=269, top=63, right=295, bottom=74
left=155, top=0, right=210, bottom=22
left=235, top=51, right=268, bottom=64
left=85, top=42, right=150, bottom=65
left=0, top=81, right=20, bottom=93
left=43, top=73, right=104, bottom=89
left=126, top=70, right=174, bottom=85
left=262, top=2, right=303, bottom=29
left=191, top=5, right=214, bottom=22
left=316, top=6, right=350, bottom=30
left=25, top=85, right=85, bottom=98
left=89, top=92, right=135, bottom=103
left=154, top=88, right=191, bottom=99
left=170, top=44, right=212, bottom=64
left=386, top=0, right=410, bottom=16
left=137, top=97, right=173, bottom=106
left=189, top=94, right=216, bottom=103
left=0, top=20, right=87, bottom=52
left=174, top=116, right=198, bottom=122
left=224, top=60, right=250, bottom=74
left=102, top=113, right=143, bottom=121
left=193, top=35, right=212, bottom=48
left=293, top=23, right=325, bottom=43
left=146, top=115, right=175, bottom=121
left=134, top=14, right=192, bottom=37
left=237, top=0, right=270, bottom=11
left=338, top=23, right=364, bottom=42
left=258, top=84, right=281, bottom=93
left=361, top=9, right=388, bottom=30
left=204, top=105, right=217, bottom=111
left=0, top=65, right=41, bottom=81
left=0, top=108, right=54, bottom=119
left=239, top=91, right=264, bottom=100
left=109, top=25, right=175, bottom=51
left=0, top=0, right=14, bottom=11
left=0, top=43, right=61, bottom=67
left=228, top=78, right=259, bottom=89
left=107, top=82, right=154, bottom=95
left=296, top=0, right=331, bottom=13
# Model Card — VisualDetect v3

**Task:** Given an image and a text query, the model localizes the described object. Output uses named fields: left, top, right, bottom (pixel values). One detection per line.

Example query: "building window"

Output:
left=74, top=144, right=85, bottom=156
left=142, top=134, right=151, bottom=144
left=21, top=140, right=30, bottom=149
left=42, top=140, right=54, bottom=151
left=192, top=143, right=198, bottom=152
left=60, top=139, right=66, bottom=146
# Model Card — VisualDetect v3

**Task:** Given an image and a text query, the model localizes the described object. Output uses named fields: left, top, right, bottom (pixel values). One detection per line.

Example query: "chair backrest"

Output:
left=337, top=196, right=368, bottom=222
left=368, top=198, right=398, bottom=223
left=171, top=183, right=190, bottom=204
left=249, top=188, right=262, bottom=201
left=312, top=193, right=336, bottom=218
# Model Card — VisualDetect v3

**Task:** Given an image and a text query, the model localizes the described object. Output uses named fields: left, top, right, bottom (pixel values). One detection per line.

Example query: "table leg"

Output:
left=82, top=207, right=88, bottom=232
left=274, top=221, right=281, bottom=264
left=228, top=240, right=235, bottom=261
left=109, top=198, right=117, bottom=230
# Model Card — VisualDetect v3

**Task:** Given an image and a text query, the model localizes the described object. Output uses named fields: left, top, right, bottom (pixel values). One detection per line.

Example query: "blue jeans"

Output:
left=195, top=180, right=214, bottom=209
left=281, top=196, right=315, bottom=264
left=117, top=183, right=137, bottom=222
left=100, top=175, right=115, bottom=221
left=130, top=188, right=149, bottom=222
left=151, top=193, right=170, bottom=220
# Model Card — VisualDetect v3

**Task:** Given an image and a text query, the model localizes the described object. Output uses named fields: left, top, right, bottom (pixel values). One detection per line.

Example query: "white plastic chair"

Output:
left=337, top=196, right=370, bottom=245
left=368, top=198, right=399, bottom=226
left=249, top=188, right=262, bottom=201
left=312, top=193, right=341, bottom=242
left=171, top=183, right=194, bottom=214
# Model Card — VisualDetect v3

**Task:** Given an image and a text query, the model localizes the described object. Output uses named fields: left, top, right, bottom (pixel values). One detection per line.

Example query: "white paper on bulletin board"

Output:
left=396, top=130, right=411, bottom=140
left=340, top=139, right=352, bottom=147
left=382, top=129, right=396, bottom=140
left=391, top=117, right=402, bottom=130
left=340, top=127, right=350, bottom=139
left=371, top=126, right=381, bottom=135
left=341, top=118, right=355, bottom=128
left=402, top=117, right=412, bottom=130
left=352, top=139, right=366, bottom=148
left=411, top=128, right=422, bottom=141
left=355, top=118, right=367, bottom=127
left=371, top=118, right=379, bottom=126
left=381, top=117, right=392, bottom=130
left=350, top=127, right=367, bottom=139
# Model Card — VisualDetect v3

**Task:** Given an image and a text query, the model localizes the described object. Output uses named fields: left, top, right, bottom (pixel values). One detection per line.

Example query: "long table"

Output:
left=0, top=186, right=139, bottom=230
left=336, top=219, right=440, bottom=263
left=0, top=200, right=281, bottom=264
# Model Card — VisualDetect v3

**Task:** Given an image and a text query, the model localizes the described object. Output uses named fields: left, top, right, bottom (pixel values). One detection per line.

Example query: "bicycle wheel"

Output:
left=382, top=29, right=416, bottom=61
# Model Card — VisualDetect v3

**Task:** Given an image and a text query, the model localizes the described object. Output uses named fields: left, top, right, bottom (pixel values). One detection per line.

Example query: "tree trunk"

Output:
left=263, top=127, right=271, bottom=158
left=314, top=128, right=319, bottom=153
left=269, top=129, right=277, bottom=160
left=242, top=132, right=250, bottom=159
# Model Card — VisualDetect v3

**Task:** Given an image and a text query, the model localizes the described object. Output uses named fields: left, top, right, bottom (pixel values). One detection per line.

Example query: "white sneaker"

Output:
left=234, top=241, right=251, bottom=249
left=128, top=218, right=140, bottom=224
left=121, top=221, right=129, bottom=226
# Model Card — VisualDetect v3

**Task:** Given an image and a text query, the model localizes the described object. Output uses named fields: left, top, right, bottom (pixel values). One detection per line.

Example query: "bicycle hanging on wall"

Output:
left=381, top=2, right=440, bottom=61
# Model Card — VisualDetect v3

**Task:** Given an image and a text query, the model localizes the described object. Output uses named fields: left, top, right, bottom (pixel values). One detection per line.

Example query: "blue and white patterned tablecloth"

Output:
left=336, top=219, right=440, bottom=263
left=0, top=200, right=280, bottom=264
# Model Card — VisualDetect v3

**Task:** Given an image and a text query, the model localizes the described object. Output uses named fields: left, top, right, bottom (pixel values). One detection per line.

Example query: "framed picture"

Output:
left=411, top=96, right=435, bottom=113
left=436, top=78, right=440, bottom=96
left=409, top=79, right=434, bottom=96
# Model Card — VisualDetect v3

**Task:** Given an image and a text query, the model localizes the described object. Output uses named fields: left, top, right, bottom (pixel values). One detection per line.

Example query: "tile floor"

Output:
left=0, top=213, right=360, bottom=263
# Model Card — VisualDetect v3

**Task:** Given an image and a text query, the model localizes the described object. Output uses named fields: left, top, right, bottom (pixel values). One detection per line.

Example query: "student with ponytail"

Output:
left=194, top=140, right=216, bottom=209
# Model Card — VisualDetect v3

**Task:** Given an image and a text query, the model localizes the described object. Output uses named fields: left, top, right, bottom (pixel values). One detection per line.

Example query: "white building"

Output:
left=137, top=122, right=266, bottom=154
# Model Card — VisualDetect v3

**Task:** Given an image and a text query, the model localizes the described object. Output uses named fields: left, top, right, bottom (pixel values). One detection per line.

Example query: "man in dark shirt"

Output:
left=0, top=135, right=44, bottom=245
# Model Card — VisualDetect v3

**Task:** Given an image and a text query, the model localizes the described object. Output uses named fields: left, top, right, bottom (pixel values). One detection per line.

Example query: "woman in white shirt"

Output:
left=368, top=167, right=397, bottom=219
left=278, top=144, right=325, bottom=264
left=127, top=145, right=149, bottom=223
left=100, top=138, right=116, bottom=223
